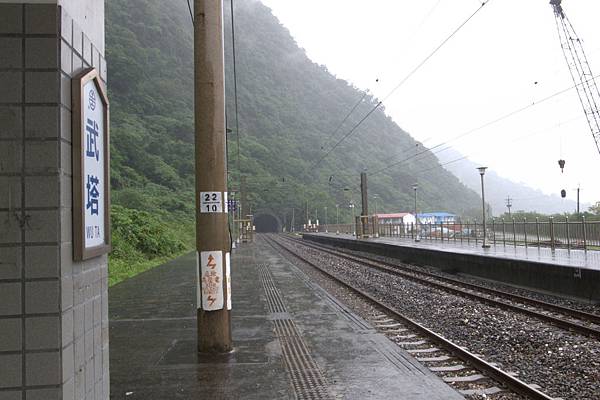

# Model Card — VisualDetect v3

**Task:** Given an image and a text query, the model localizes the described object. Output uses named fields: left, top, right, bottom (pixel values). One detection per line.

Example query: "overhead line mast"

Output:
left=550, top=0, right=600, bottom=155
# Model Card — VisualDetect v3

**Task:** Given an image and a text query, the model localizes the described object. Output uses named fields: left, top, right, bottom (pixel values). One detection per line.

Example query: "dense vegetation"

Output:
left=496, top=207, right=600, bottom=222
left=105, top=0, right=496, bottom=282
left=106, top=0, right=196, bottom=284
left=109, top=205, right=190, bottom=285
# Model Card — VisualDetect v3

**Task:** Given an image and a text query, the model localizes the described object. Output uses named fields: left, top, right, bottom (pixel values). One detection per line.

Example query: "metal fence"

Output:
left=310, top=224, right=355, bottom=234
left=317, top=217, right=600, bottom=251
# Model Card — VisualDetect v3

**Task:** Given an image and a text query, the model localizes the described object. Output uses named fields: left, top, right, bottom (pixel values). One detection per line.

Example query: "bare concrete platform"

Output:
left=109, top=239, right=463, bottom=399
left=303, top=233, right=600, bottom=301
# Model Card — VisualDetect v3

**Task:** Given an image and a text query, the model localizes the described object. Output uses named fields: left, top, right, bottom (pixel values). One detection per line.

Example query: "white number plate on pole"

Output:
left=200, top=191, right=223, bottom=213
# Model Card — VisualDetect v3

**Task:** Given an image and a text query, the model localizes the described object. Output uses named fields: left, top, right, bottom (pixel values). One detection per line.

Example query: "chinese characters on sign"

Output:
left=199, top=251, right=224, bottom=311
left=73, top=69, right=110, bottom=261
left=86, top=118, right=100, bottom=161
left=83, top=80, right=105, bottom=249
left=227, top=199, right=238, bottom=212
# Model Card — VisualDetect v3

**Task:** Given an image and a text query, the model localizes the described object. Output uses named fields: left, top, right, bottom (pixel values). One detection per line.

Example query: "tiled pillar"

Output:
left=0, top=3, right=108, bottom=400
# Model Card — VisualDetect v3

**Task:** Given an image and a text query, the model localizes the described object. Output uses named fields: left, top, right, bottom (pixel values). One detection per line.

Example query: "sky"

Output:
left=259, top=0, right=600, bottom=206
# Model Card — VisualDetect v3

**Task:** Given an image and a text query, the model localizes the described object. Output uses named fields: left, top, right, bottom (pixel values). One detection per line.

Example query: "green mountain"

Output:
left=105, top=0, right=484, bottom=235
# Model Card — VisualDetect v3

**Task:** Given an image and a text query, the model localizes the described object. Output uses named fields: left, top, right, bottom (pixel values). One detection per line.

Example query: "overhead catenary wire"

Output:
left=368, top=72, right=600, bottom=177
left=396, top=114, right=585, bottom=201
left=319, top=91, right=368, bottom=151
left=186, top=0, right=194, bottom=25
left=310, top=0, right=493, bottom=170
left=415, top=113, right=584, bottom=168
left=338, top=109, right=586, bottom=196
left=415, top=0, right=443, bottom=33
left=230, top=0, right=242, bottom=186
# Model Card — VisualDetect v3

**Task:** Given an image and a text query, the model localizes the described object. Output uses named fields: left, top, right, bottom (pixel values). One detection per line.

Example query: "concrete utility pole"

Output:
left=241, top=176, right=247, bottom=220
left=478, top=167, right=490, bottom=248
left=506, top=196, right=512, bottom=217
left=360, top=172, right=369, bottom=216
left=283, top=212, right=287, bottom=232
left=360, top=172, right=369, bottom=236
left=413, top=183, right=420, bottom=242
left=306, top=200, right=309, bottom=224
left=194, top=0, right=232, bottom=353
left=575, top=186, right=581, bottom=216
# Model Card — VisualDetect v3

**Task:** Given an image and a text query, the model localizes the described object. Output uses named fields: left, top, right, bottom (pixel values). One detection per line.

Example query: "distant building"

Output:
left=374, top=213, right=416, bottom=226
left=417, top=212, right=456, bottom=224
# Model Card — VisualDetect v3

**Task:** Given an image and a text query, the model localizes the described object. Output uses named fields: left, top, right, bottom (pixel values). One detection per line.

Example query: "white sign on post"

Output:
left=226, top=252, right=231, bottom=310
left=72, top=68, right=110, bottom=261
left=82, top=80, right=105, bottom=249
left=200, top=250, right=224, bottom=311
left=200, top=191, right=223, bottom=213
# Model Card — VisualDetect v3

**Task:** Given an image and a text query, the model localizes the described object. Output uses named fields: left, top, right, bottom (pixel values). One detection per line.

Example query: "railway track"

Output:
left=283, top=234, right=600, bottom=340
left=263, top=234, right=555, bottom=400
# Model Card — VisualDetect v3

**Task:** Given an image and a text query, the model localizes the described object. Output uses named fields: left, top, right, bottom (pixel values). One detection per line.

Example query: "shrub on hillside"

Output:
left=111, top=205, right=186, bottom=259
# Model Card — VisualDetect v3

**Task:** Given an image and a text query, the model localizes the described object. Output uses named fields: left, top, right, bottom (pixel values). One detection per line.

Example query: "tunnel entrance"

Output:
left=254, top=213, right=281, bottom=233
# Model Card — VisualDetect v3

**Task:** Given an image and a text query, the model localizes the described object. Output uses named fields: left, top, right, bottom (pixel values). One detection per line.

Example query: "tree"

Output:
left=589, top=202, right=600, bottom=215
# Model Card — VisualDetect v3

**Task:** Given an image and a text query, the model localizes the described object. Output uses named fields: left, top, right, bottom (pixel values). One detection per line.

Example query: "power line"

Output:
left=418, top=113, right=584, bottom=167
left=399, top=114, right=584, bottom=190
left=416, top=0, right=443, bottom=32
left=380, top=1, right=491, bottom=105
left=310, top=0, right=492, bottom=170
left=320, top=91, right=368, bottom=150
left=369, top=73, right=600, bottom=177
left=229, top=0, right=242, bottom=184
left=186, top=0, right=194, bottom=26
left=311, top=103, right=384, bottom=169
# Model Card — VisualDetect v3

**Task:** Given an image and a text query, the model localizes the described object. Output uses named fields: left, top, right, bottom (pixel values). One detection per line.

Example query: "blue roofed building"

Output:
left=417, top=212, right=457, bottom=225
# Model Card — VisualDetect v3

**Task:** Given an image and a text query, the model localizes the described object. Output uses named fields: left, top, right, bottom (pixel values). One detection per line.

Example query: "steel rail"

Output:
left=296, top=236, right=600, bottom=324
left=264, top=235, right=554, bottom=400
left=284, top=235, right=600, bottom=340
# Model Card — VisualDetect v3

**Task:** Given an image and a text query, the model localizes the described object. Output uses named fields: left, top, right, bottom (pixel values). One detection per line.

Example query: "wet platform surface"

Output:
left=109, top=239, right=463, bottom=399
left=315, top=233, right=600, bottom=271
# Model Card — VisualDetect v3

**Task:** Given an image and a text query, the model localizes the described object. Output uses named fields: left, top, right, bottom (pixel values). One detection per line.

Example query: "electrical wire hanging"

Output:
left=186, top=0, right=194, bottom=26
left=320, top=91, right=368, bottom=150
left=368, top=72, right=600, bottom=177
left=405, top=114, right=584, bottom=182
left=230, top=0, right=242, bottom=184
left=310, top=0, right=493, bottom=170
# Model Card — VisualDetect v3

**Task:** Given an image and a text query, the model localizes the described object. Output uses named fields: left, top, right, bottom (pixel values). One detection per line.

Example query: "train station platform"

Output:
left=303, top=233, right=600, bottom=302
left=108, top=239, right=463, bottom=399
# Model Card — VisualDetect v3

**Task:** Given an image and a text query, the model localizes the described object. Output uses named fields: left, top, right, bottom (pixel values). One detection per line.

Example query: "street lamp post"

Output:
left=349, top=202, right=356, bottom=236
left=324, top=206, right=328, bottom=233
left=412, top=184, right=420, bottom=242
left=373, top=194, right=379, bottom=215
left=478, top=167, right=490, bottom=249
left=335, top=204, right=340, bottom=235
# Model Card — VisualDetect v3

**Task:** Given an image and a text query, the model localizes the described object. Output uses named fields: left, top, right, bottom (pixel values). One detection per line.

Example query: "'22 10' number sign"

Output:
left=200, top=191, right=225, bottom=213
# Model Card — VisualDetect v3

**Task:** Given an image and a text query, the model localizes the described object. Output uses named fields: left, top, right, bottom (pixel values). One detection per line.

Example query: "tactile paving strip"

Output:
left=258, top=264, right=332, bottom=400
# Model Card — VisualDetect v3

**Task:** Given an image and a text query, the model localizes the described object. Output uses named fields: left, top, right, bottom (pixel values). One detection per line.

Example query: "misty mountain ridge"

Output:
left=106, top=0, right=492, bottom=224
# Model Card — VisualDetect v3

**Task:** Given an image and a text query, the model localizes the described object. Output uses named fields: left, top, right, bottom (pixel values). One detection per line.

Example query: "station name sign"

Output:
left=72, top=68, right=111, bottom=261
